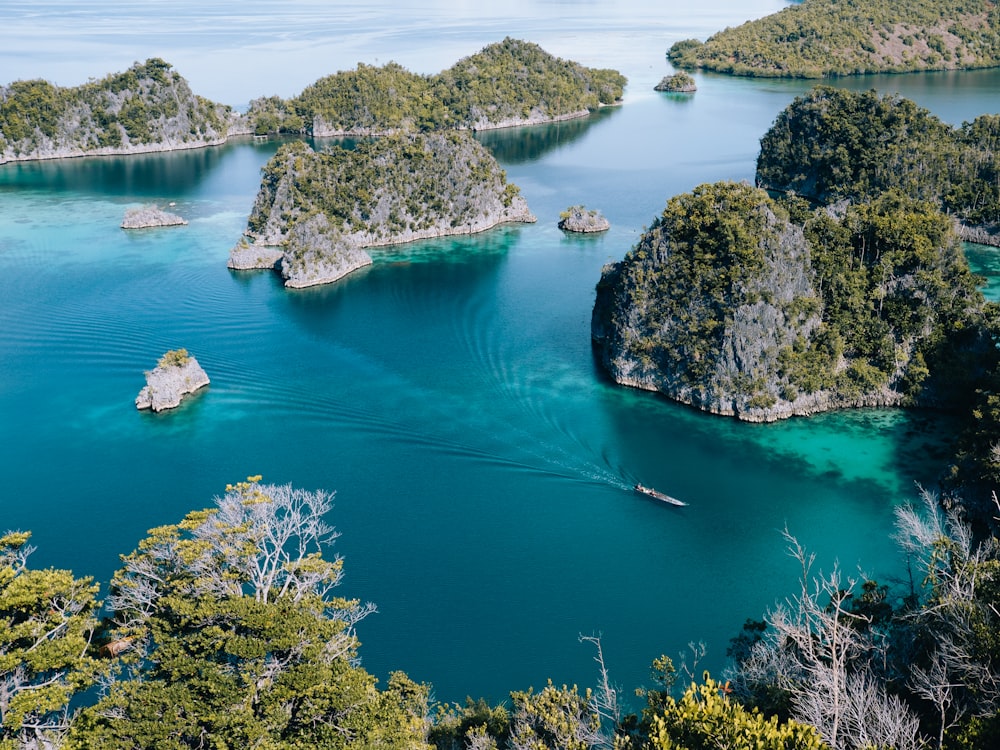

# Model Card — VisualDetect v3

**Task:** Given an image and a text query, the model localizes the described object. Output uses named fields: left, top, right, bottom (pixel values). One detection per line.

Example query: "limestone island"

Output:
left=558, top=205, right=610, bottom=233
left=242, top=38, right=626, bottom=137
left=121, top=205, right=187, bottom=229
left=592, top=181, right=996, bottom=422
left=0, top=59, right=238, bottom=165
left=230, top=131, right=536, bottom=288
left=756, top=86, right=1000, bottom=247
left=135, top=349, right=210, bottom=412
left=654, top=72, right=696, bottom=93
left=667, top=0, right=1000, bottom=78
left=1, top=41, right=624, bottom=164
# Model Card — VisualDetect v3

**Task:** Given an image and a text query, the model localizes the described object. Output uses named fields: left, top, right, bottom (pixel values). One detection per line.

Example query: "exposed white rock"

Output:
left=227, top=237, right=284, bottom=270
left=135, top=350, right=210, bottom=412
left=121, top=205, right=187, bottom=229
left=558, top=206, right=610, bottom=233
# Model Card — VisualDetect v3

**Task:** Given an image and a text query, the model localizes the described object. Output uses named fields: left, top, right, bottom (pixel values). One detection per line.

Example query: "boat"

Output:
left=634, top=483, right=687, bottom=507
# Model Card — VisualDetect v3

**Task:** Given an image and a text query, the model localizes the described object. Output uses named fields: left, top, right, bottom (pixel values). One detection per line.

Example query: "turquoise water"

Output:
left=2, top=1, right=999, bottom=706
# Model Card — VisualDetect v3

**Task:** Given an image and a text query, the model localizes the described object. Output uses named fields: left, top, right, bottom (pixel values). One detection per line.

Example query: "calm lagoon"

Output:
left=1, top=0, right=999, bottom=705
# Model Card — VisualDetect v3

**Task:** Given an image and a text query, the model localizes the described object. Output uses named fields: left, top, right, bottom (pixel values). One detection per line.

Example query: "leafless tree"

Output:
left=732, top=527, right=923, bottom=750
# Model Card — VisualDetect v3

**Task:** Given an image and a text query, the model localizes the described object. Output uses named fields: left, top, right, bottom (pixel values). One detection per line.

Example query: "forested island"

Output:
left=757, top=86, right=1000, bottom=245
left=592, top=180, right=995, bottom=422
left=243, top=37, right=626, bottom=136
left=0, top=40, right=625, bottom=163
left=0, top=58, right=234, bottom=164
left=667, top=0, right=1000, bottom=77
left=230, top=132, right=535, bottom=287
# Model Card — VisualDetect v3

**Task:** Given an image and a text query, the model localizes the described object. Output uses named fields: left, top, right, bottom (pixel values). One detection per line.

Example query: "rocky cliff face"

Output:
left=593, top=182, right=994, bottom=422
left=593, top=182, right=827, bottom=421
left=0, top=59, right=232, bottom=164
left=235, top=132, right=535, bottom=288
left=135, top=352, right=210, bottom=412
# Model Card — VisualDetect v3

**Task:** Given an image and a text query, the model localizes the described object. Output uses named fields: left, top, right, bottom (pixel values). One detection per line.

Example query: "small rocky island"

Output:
left=558, top=205, right=610, bottom=233
left=654, top=72, right=696, bottom=93
left=135, top=349, right=210, bottom=412
left=121, top=205, right=187, bottom=229
left=231, top=131, right=535, bottom=288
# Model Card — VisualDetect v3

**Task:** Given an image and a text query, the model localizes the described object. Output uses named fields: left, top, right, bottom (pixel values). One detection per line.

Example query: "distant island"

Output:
left=1, top=41, right=625, bottom=164
left=135, top=349, right=210, bottom=412
left=243, top=38, right=627, bottom=136
left=0, top=59, right=235, bottom=164
left=230, top=132, right=536, bottom=288
left=653, top=72, right=696, bottom=93
left=592, top=181, right=995, bottom=422
left=121, top=205, right=187, bottom=229
left=667, top=0, right=1000, bottom=77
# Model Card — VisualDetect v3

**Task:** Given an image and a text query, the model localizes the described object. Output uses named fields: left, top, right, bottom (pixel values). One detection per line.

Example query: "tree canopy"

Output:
left=667, top=0, right=1000, bottom=78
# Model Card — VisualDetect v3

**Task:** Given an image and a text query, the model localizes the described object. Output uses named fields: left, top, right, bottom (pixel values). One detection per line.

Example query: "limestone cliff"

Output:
left=234, top=131, right=535, bottom=288
left=592, top=182, right=992, bottom=422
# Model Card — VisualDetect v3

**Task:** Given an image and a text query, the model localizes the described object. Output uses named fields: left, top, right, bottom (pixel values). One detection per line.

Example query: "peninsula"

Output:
left=592, top=181, right=995, bottom=422
left=135, top=349, right=210, bottom=412
left=243, top=38, right=626, bottom=137
left=0, top=59, right=235, bottom=165
left=231, top=132, right=536, bottom=288
left=667, top=0, right=1000, bottom=77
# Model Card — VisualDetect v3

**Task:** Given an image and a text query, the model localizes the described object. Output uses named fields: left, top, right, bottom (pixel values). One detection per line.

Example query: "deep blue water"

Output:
left=1, top=1, right=999, bottom=707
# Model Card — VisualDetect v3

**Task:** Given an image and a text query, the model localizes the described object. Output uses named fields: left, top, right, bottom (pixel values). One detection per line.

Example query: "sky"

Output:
left=1, top=1, right=788, bottom=106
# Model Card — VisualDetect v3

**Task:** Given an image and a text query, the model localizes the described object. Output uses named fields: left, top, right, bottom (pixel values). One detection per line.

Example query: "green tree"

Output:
left=0, top=531, right=102, bottom=750
left=69, top=477, right=429, bottom=749
left=643, top=674, right=825, bottom=750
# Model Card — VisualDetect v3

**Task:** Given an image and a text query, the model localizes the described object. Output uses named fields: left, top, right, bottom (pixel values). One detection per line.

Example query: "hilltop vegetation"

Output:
left=244, top=38, right=626, bottom=136
left=757, top=86, right=1000, bottom=241
left=668, top=0, right=1000, bottom=77
left=0, top=58, right=232, bottom=163
left=235, top=131, right=535, bottom=287
left=592, top=181, right=996, bottom=422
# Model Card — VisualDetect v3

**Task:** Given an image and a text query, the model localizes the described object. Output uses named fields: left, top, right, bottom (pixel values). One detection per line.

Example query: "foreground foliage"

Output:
left=0, top=533, right=102, bottom=750
left=668, top=0, right=1000, bottom=77
left=67, top=477, right=429, bottom=749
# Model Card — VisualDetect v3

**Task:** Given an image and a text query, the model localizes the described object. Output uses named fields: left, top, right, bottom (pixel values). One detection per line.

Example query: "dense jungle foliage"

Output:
left=245, top=131, right=527, bottom=253
left=245, top=38, right=626, bottom=136
left=667, top=0, right=1000, bottom=77
left=0, top=58, right=230, bottom=160
left=753, top=86, right=1000, bottom=521
left=757, top=86, right=1000, bottom=229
